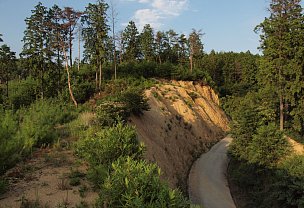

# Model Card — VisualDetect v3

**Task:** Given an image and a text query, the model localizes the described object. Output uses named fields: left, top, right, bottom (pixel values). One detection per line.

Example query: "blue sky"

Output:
left=0, top=0, right=277, bottom=56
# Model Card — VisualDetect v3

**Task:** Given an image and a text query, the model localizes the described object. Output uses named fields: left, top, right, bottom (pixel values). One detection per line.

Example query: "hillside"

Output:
left=130, top=80, right=229, bottom=192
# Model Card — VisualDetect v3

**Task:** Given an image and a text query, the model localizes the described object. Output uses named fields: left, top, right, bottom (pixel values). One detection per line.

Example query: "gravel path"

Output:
left=188, top=136, right=236, bottom=208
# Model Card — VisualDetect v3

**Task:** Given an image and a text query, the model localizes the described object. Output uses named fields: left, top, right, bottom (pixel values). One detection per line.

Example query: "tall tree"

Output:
left=60, top=7, right=82, bottom=67
left=122, top=21, right=140, bottom=61
left=21, top=2, right=48, bottom=98
left=255, top=0, right=304, bottom=131
left=188, top=29, right=204, bottom=73
left=109, top=0, right=118, bottom=79
left=140, top=24, right=155, bottom=62
left=178, top=33, right=188, bottom=65
left=82, top=0, right=109, bottom=90
left=0, top=45, right=16, bottom=97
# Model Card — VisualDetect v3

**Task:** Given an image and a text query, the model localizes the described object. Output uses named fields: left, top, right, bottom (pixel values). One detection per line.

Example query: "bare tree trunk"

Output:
left=189, top=55, right=193, bottom=73
left=280, top=94, right=284, bottom=131
left=69, top=29, right=73, bottom=67
left=95, top=68, right=98, bottom=90
left=63, top=47, right=77, bottom=107
left=99, top=63, right=102, bottom=90
left=78, top=26, right=81, bottom=72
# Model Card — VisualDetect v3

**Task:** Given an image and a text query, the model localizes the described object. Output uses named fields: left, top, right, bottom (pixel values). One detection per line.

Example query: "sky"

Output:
left=0, top=0, right=276, bottom=57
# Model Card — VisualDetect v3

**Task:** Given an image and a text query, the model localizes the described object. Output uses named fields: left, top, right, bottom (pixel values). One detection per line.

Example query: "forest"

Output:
left=0, top=0, right=304, bottom=207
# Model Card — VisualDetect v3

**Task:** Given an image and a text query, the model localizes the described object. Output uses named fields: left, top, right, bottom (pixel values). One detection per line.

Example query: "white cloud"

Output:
left=129, top=0, right=189, bottom=30
left=124, top=0, right=189, bottom=30
left=133, top=9, right=163, bottom=30
left=152, top=0, right=189, bottom=16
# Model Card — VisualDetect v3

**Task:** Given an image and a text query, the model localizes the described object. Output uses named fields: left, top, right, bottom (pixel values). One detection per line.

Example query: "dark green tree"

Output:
left=122, top=21, right=140, bottom=61
left=0, top=45, right=16, bottom=97
left=139, top=24, right=155, bottom=62
left=255, top=0, right=304, bottom=131
left=82, top=0, right=109, bottom=90
left=21, top=2, right=49, bottom=98
left=188, top=29, right=204, bottom=73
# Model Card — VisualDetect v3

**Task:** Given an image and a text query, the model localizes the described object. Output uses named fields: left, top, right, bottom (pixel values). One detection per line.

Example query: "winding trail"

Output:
left=188, top=136, right=236, bottom=208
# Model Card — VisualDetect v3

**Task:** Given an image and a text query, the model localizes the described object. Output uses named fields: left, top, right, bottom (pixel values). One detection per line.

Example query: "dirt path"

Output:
left=188, top=136, right=235, bottom=208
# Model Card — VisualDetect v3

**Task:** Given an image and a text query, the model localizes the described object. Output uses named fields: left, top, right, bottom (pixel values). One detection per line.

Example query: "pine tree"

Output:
left=82, top=0, right=109, bottom=90
left=188, top=29, right=204, bottom=73
left=255, top=0, right=304, bottom=131
left=140, top=24, right=155, bottom=62
left=122, top=21, right=140, bottom=61
left=0, top=45, right=16, bottom=97
left=21, top=2, right=48, bottom=98
left=60, top=7, right=82, bottom=67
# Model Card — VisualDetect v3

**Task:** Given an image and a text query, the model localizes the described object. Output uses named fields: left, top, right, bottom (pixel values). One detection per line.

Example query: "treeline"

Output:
left=0, top=0, right=261, bottom=110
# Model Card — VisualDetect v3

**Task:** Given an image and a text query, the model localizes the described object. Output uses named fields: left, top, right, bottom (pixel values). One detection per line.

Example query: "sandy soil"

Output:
left=287, top=137, right=304, bottom=155
left=188, top=136, right=235, bottom=208
left=0, top=147, right=98, bottom=208
left=130, top=81, right=229, bottom=192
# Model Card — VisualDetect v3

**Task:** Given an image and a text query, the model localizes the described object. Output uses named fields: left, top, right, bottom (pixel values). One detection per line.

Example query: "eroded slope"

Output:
left=130, top=81, right=229, bottom=192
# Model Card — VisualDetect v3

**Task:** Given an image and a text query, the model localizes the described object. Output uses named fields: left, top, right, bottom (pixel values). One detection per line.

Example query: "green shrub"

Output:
left=96, top=102, right=128, bottom=127
left=7, top=77, right=39, bottom=109
left=96, top=89, right=150, bottom=127
left=272, top=155, right=304, bottom=207
left=19, top=99, right=77, bottom=149
left=97, top=157, right=189, bottom=208
left=121, top=90, right=150, bottom=116
left=0, top=109, right=23, bottom=172
left=75, top=122, right=145, bottom=168
left=247, top=123, right=291, bottom=167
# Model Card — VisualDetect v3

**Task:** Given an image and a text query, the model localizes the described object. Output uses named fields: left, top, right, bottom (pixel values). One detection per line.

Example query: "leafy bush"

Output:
left=0, top=109, right=23, bottom=172
left=75, top=122, right=144, bottom=168
left=96, top=89, right=150, bottom=127
left=121, top=89, right=150, bottom=116
left=7, top=77, right=39, bottom=109
left=247, top=123, right=291, bottom=166
left=97, top=157, right=189, bottom=208
left=19, top=99, right=77, bottom=149
left=96, top=102, right=128, bottom=127
left=272, top=155, right=304, bottom=208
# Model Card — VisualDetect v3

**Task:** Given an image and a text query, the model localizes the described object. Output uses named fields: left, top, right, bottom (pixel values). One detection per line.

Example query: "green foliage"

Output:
left=272, top=155, right=304, bottom=207
left=248, top=123, right=290, bottom=167
left=0, top=108, right=23, bottom=172
left=121, top=90, right=150, bottom=116
left=75, top=122, right=144, bottom=168
left=97, top=157, right=189, bottom=208
left=6, top=77, right=39, bottom=109
left=96, top=87, right=150, bottom=126
left=19, top=99, right=76, bottom=148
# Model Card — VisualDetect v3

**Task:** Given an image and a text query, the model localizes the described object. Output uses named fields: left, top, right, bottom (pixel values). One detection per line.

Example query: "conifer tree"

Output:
left=122, top=21, right=140, bottom=61
left=255, top=0, right=304, bottom=131
left=140, top=24, right=155, bottom=62
left=188, top=29, right=204, bottom=73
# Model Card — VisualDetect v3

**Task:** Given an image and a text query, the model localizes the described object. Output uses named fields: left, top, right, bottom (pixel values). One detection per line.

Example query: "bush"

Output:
left=0, top=109, right=23, bottom=172
left=96, top=102, right=128, bottom=127
left=272, top=155, right=304, bottom=207
left=96, top=89, right=150, bottom=127
left=19, top=99, right=76, bottom=149
left=7, top=77, right=39, bottom=109
left=247, top=123, right=291, bottom=167
left=121, top=90, right=150, bottom=116
left=97, top=157, right=189, bottom=208
left=75, top=122, right=144, bottom=168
